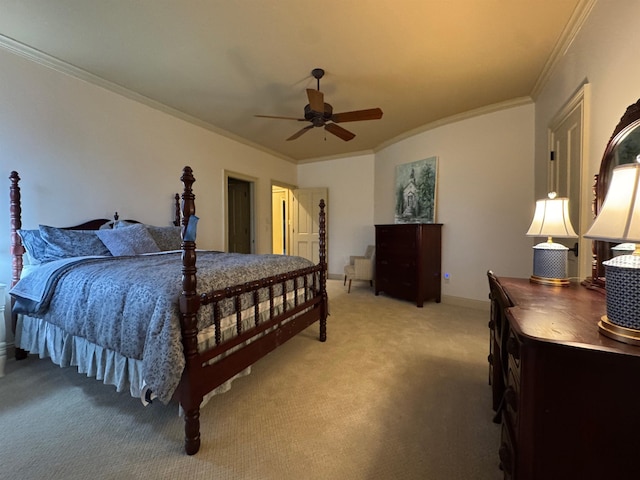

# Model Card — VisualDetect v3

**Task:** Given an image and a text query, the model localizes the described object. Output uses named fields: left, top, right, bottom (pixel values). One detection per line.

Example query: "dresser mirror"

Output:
left=586, top=98, right=640, bottom=288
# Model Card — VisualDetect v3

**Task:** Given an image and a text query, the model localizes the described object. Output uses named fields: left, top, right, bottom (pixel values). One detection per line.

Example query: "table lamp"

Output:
left=525, top=192, right=578, bottom=286
left=585, top=161, right=640, bottom=345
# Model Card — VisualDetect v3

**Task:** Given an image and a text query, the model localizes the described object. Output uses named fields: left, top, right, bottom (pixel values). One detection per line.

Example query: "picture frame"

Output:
left=394, top=156, right=438, bottom=224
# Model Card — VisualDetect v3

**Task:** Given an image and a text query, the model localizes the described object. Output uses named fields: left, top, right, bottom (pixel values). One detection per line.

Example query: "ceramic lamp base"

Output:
left=598, top=316, right=640, bottom=346
left=601, top=255, right=640, bottom=346
left=531, top=243, right=569, bottom=287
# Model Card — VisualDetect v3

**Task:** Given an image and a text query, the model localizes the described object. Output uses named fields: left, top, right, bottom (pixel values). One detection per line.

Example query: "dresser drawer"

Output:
left=506, top=328, right=521, bottom=374
left=377, top=258, right=417, bottom=276
left=503, top=368, right=519, bottom=436
left=376, top=240, right=417, bottom=256
left=376, top=277, right=417, bottom=300
left=376, top=224, right=418, bottom=240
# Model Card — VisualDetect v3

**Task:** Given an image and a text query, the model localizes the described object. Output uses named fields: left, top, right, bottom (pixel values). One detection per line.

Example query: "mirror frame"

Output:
left=584, top=98, right=640, bottom=290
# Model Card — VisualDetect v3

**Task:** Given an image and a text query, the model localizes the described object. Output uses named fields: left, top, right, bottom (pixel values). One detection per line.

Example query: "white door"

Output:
left=549, top=97, right=584, bottom=279
left=290, top=188, right=328, bottom=264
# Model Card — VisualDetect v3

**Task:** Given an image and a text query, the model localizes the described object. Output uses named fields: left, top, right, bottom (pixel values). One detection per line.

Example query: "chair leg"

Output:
left=348, top=279, right=352, bottom=293
left=344, top=275, right=347, bottom=286
left=369, top=280, right=373, bottom=287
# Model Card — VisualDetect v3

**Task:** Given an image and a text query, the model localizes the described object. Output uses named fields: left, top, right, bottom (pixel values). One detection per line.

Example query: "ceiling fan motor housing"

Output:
left=304, top=103, right=333, bottom=126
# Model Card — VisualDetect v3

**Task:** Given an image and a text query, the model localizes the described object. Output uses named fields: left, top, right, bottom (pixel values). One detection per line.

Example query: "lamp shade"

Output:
left=584, top=163, right=640, bottom=243
left=526, top=193, right=578, bottom=238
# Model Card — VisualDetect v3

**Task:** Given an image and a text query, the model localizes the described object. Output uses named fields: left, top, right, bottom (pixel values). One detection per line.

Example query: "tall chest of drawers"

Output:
left=374, top=224, right=442, bottom=307
left=491, top=277, right=640, bottom=480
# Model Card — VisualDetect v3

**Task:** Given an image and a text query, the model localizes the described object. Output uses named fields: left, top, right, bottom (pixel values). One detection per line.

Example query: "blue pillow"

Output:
left=17, top=229, right=48, bottom=264
left=146, top=225, right=182, bottom=251
left=39, top=225, right=111, bottom=261
left=96, top=223, right=160, bottom=256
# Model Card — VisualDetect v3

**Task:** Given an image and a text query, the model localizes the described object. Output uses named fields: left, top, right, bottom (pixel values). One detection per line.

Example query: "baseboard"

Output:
left=441, top=295, right=490, bottom=311
left=327, top=275, right=490, bottom=311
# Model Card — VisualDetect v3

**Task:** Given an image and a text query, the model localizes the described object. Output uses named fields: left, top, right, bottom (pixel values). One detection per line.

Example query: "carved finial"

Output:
left=181, top=166, right=195, bottom=186
left=180, top=166, right=196, bottom=222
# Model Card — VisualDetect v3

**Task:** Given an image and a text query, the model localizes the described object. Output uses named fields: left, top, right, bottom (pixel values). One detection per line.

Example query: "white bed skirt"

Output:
left=16, top=314, right=250, bottom=408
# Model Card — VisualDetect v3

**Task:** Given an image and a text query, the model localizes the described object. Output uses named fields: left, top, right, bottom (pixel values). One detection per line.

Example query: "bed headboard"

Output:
left=8, top=171, right=181, bottom=288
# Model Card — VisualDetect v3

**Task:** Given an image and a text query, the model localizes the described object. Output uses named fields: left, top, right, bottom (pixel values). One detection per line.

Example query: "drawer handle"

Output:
left=488, top=320, right=495, bottom=330
left=498, top=444, right=513, bottom=474
left=506, top=337, right=520, bottom=360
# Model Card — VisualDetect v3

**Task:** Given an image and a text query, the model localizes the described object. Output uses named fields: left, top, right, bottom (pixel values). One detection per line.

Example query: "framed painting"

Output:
left=394, top=156, right=438, bottom=224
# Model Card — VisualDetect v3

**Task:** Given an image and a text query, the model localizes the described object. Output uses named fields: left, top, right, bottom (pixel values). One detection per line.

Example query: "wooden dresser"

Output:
left=489, top=277, right=640, bottom=480
left=374, top=224, right=442, bottom=307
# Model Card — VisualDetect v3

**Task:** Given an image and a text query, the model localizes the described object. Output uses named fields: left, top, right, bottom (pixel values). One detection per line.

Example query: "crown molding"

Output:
left=296, top=149, right=376, bottom=165
left=300, top=97, right=534, bottom=164
left=0, top=34, right=297, bottom=164
left=530, top=0, right=597, bottom=99
left=373, top=97, right=534, bottom=153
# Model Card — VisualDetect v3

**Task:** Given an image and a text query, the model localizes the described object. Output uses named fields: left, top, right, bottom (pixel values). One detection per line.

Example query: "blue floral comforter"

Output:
left=10, top=251, right=315, bottom=403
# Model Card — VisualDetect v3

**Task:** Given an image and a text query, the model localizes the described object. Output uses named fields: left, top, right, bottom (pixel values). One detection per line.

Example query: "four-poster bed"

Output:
left=8, top=166, right=328, bottom=455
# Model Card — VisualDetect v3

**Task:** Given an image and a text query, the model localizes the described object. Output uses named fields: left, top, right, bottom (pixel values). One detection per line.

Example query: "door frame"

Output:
left=224, top=170, right=257, bottom=253
left=271, top=180, right=297, bottom=255
left=547, top=83, right=591, bottom=280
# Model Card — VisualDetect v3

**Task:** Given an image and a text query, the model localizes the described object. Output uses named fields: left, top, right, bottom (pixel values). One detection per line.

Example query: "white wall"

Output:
left=297, top=154, right=375, bottom=277
left=534, top=0, right=640, bottom=275
left=0, top=47, right=297, bottom=343
left=299, top=105, right=536, bottom=305
left=374, top=105, right=535, bottom=303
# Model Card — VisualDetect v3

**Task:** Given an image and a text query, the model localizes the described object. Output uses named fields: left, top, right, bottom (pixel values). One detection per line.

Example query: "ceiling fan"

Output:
left=255, top=68, right=383, bottom=142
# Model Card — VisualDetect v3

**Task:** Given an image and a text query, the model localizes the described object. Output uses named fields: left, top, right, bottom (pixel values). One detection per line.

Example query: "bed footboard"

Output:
left=177, top=166, right=328, bottom=455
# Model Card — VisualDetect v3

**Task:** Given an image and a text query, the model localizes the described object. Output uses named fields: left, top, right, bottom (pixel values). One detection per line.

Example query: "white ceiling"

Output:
left=0, top=0, right=591, bottom=163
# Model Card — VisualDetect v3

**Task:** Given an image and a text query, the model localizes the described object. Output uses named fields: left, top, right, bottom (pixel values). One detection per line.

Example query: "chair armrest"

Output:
left=349, top=255, right=366, bottom=265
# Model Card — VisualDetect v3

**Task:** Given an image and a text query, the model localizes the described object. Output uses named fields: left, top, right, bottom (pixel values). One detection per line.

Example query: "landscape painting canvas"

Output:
left=394, top=156, right=437, bottom=224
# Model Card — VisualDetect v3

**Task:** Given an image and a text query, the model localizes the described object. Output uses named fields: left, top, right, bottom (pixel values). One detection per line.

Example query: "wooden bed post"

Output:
left=9, top=171, right=23, bottom=289
left=318, top=199, right=327, bottom=342
left=9, top=171, right=27, bottom=360
left=173, top=193, right=181, bottom=227
left=178, top=166, right=202, bottom=455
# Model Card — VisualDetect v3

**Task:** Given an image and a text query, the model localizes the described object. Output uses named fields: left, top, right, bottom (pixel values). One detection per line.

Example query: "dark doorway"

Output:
left=227, top=177, right=252, bottom=253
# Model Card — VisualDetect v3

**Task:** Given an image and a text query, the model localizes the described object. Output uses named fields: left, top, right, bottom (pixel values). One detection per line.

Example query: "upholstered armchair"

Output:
left=343, top=245, right=375, bottom=293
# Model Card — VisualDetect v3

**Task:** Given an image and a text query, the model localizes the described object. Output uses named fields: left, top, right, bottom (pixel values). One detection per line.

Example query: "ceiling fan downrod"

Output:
left=311, top=68, right=325, bottom=90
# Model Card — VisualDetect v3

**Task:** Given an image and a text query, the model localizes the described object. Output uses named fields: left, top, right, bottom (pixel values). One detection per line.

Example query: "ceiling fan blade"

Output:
left=286, top=125, right=314, bottom=141
left=254, top=114, right=306, bottom=121
left=306, top=88, right=325, bottom=112
left=325, top=123, right=356, bottom=141
left=331, top=108, right=383, bottom=123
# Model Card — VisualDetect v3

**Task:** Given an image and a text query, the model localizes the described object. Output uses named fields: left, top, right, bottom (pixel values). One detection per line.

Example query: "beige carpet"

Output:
left=0, top=279, right=502, bottom=480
